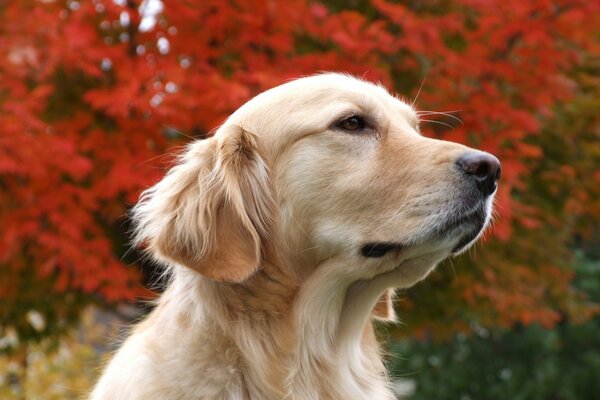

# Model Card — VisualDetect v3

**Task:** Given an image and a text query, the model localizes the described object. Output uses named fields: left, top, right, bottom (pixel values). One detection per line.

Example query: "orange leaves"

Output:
left=323, top=11, right=396, bottom=58
left=84, top=83, right=141, bottom=118
left=456, top=263, right=569, bottom=329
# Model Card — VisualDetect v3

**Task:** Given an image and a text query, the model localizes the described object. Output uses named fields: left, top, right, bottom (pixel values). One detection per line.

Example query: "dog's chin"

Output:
left=450, top=226, right=485, bottom=254
left=445, top=205, right=489, bottom=255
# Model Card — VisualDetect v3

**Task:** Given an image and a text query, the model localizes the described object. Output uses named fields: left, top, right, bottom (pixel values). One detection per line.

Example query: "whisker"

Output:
left=137, top=146, right=185, bottom=168
left=417, top=110, right=464, bottom=125
left=162, top=125, right=197, bottom=140
left=416, top=109, right=463, bottom=114
left=411, top=75, right=428, bottom=108
left=298, top=245, right=320, bottom=255
left=419, top=119, right=455, bottom=130
left=382, top=206, right=405, bottom=227
left=448, top=257, right=457, bottom=279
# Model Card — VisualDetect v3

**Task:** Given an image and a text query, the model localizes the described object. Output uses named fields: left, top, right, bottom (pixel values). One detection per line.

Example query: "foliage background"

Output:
left=1, top=0, right=599, bottom=398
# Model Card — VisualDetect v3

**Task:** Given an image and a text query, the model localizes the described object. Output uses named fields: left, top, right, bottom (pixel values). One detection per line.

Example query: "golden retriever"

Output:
left=91, top=73, right=500, bottom=400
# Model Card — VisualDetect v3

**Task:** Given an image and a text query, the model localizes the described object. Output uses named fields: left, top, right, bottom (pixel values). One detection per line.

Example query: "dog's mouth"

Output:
left=360, top=203, right=489, bottom=259
left=361, top=242, right=403, bottom=258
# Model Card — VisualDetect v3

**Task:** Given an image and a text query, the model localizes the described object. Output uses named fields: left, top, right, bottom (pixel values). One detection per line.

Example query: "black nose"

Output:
left=456, top=151, right=501, bottom=196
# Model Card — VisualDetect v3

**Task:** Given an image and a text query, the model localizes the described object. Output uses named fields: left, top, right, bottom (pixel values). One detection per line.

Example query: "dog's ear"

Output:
left=372, top=289, right=396, bottom=321
left=132, top=124, right=273, bottom=282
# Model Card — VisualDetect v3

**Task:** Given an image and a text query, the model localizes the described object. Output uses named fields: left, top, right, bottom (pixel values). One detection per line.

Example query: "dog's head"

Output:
left=133, top=73, right=499, bottom=297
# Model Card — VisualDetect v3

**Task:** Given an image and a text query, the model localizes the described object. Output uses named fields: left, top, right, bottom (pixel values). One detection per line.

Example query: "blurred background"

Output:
left=1, top=0, right=599, bottom=398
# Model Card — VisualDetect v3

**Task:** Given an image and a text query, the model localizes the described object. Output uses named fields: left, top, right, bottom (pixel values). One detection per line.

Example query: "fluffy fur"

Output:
left=91, top=73, right=498, bottom=400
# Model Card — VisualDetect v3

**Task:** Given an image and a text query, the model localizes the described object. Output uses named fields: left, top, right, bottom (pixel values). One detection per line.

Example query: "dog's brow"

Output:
left=390, top=102, right=419, bottom=132
left=409, top=113, right=420, bottom=131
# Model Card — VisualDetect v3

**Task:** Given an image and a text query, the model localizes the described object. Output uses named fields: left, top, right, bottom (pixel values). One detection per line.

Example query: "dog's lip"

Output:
left=438, top=205, right=485, bottom=234
left=361, top=205, right=488, bottom=258
left=360, top=242, right=403, bottom=258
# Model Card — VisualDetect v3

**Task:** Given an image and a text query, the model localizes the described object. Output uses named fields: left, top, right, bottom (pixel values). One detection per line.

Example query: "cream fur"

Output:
left=91, top=73, right=498, bottom=399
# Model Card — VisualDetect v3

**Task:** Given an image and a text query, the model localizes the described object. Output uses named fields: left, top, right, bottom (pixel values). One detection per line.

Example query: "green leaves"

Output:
left=1, top=0, right=599, bottom=350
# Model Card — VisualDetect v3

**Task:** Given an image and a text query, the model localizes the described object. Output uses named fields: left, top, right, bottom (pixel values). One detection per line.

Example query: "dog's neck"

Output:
left=167, top=257, right=394, bottom=400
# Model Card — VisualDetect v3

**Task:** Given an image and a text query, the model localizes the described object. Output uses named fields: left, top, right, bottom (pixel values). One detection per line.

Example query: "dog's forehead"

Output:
left=230, top=73, right=417, bottom=124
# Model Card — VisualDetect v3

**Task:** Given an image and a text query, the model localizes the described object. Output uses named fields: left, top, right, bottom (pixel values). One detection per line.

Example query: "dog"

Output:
left=91, top=73, right=500, bottom=400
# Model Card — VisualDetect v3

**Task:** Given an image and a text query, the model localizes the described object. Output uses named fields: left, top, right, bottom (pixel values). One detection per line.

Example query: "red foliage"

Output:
left=1, top=0, right=599, bottom=336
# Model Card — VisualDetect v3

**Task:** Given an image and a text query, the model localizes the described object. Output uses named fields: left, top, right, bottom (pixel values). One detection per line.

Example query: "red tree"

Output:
left=1, top=0, right=598, bottom=342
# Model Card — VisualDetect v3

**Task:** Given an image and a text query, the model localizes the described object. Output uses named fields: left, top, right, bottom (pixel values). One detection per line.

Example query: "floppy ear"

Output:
left=372, top=289, right=396, bottom=322
left=132, top=124, right=274, bottom=282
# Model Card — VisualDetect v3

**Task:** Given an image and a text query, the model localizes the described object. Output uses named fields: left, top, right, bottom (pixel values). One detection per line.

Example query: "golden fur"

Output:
left=91, top=73, right=498, bottom=399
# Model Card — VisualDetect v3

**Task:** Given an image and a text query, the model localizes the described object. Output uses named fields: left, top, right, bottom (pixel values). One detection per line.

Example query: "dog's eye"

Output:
left=336, top=115, right=366, bottom=132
